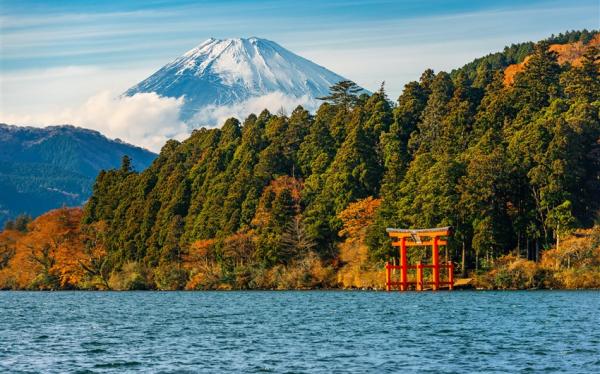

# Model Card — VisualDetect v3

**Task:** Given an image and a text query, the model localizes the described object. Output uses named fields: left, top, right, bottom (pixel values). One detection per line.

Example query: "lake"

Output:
left=1, top=291, right=599, bottom=373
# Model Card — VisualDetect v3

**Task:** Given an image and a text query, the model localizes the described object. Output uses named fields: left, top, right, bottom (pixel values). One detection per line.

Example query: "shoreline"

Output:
left=2, top=287, right=599, bottom=292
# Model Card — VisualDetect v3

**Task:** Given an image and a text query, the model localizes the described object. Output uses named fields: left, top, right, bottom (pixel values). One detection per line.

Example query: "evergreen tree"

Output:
left=408, top=72, right=454, bottom=154
left=120, top=155, right=132, bottom=173
left=512, top=41, right=562, bottom=115
left=318, top=80, right=363, bottom=109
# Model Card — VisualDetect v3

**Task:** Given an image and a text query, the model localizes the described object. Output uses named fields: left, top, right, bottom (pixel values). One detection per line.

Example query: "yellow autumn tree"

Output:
left=336, top=197, right=383, bottom=288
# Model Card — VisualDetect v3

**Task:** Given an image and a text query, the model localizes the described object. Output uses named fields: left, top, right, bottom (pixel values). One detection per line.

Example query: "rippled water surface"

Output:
left=1, top=291, right=599, bottom=373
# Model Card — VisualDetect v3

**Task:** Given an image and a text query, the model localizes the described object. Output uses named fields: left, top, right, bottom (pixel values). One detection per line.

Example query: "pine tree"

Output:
left=408, top=71, right=454, bottom=154
left=512, top=41, right=562, bottom=113
left=120, top=155, right=132, bottom=173
left=318, top=80, right=363, bottom=109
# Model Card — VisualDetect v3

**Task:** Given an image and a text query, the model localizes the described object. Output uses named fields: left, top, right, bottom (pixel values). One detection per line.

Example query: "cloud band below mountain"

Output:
left=189, top=92, right=318, bottom=127
left=1, top=91, right=319, bottom=152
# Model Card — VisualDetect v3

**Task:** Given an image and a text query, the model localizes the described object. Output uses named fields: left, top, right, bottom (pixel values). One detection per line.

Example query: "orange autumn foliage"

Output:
left=338, top=196, right=381, bottom=242
left=184, top=238, right=220, bottom=290
left=185, top=239, right=216, bottom=266
left=251, top=176, right=303, bottom=227
left=221, top=231, right=255, bottom=266
left=336, top=197, right=384, bottom=289
left=504, top=35, right=600, bottom=85
left=0, top=207, right=108, bottom=289
left=0, top=229, right=25, bottom=288
left=503, top=56, right=531, bottom=86
left=549, top=34, right=600, bottom=66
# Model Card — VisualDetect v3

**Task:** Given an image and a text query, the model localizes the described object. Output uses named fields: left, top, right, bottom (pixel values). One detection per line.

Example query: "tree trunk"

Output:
left=461, top=241, right=466, bottom=278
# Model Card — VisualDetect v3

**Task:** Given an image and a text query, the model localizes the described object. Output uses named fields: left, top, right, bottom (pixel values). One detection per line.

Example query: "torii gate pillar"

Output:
left=385, top=226, right=453, bottom=291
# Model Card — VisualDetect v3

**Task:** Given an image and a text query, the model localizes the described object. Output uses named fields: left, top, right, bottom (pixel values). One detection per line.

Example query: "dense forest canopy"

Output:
left=1, top=30, right=599, bottom=290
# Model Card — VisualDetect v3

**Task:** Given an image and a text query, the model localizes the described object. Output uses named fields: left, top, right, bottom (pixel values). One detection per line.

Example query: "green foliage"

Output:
left=154, top=262, right=188, bottom=290
left=546, top=29, right=597, bottom=45
left=318, top=80, right=363, bottom=109
left=3, top=214, right=32, bottom=232
left=451, top=29, right=598, bottom=82
left=82, top=32, right=600, bottom=281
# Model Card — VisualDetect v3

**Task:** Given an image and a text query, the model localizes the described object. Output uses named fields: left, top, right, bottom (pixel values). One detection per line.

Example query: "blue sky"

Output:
left=0, top=0, right=598, bottom=149
left=2, top=1, right=598, bottom=71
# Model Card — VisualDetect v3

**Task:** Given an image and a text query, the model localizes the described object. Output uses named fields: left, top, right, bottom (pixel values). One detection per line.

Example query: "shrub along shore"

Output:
left=0, top=207, right=599, bottom=290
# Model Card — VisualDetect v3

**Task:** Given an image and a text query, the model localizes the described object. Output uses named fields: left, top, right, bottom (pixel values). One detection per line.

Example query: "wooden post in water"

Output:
left=448, top=261, right=454, bottom=290
left=432, top=236, right=440, bottom=290
left=385, top=262, right=391, bottom=291
left=400, top=237, right=407, bottom=291
left=416, top=261, right=423, bottom=291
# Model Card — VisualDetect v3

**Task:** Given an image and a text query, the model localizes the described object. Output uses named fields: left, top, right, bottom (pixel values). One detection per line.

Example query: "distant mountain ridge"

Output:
left=125, top=37, right=364, bottom=122
left=0, top=124, right=156, bottom=226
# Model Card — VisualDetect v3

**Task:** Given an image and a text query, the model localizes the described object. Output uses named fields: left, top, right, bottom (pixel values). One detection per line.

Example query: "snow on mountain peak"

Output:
left=125, top=37, right=363, bottom=125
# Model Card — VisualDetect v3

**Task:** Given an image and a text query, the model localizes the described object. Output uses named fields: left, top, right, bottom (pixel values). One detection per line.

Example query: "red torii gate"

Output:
left=385, top=226, right=454, bottom=291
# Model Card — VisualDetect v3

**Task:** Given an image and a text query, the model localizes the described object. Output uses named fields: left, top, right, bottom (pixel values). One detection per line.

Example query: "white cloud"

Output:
left=0, top=89, right=322, bottom=153
left=1, top=91, right=189, bottom=152
left=191, top=92, right=318, bottom=127
left=0, top=61, right=321, bottom=152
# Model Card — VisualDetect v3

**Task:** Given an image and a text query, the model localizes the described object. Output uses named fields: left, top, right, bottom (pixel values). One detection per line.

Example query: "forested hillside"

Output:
left=1, top=31, right=598, bottom=290
left=0, top=125, right=156, bottom=226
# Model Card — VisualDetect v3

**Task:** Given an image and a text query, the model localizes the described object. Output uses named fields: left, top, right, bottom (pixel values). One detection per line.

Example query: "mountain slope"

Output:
left=125, top=37, right=361, bottom=122
left=0, top=124, right=156, bottom=226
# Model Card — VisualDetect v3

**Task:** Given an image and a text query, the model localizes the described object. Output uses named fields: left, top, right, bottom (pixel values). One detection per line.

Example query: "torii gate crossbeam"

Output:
left=385, top=226, right=454, bottom=291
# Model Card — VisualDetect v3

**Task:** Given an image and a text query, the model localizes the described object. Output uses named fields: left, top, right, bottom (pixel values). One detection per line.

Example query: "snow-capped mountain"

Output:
left=125, top=37, right=362, bottom=123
